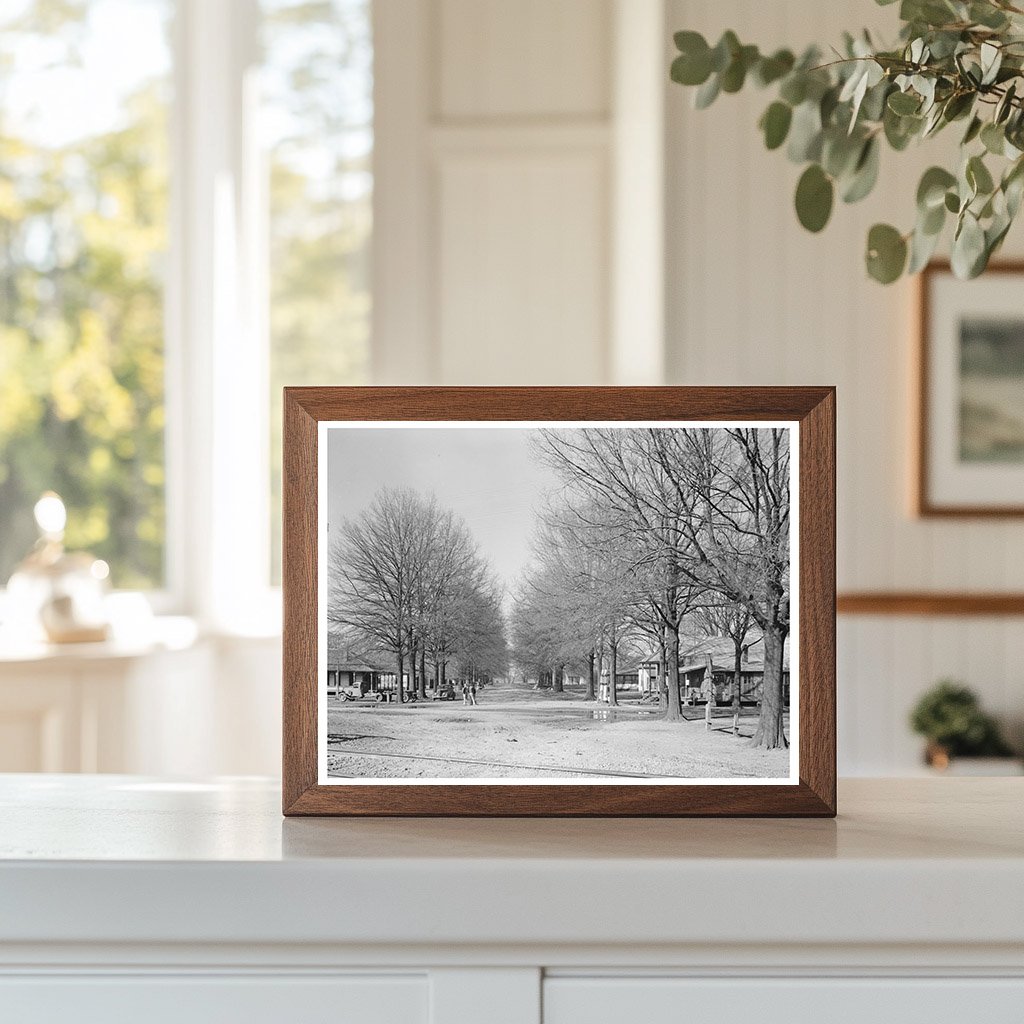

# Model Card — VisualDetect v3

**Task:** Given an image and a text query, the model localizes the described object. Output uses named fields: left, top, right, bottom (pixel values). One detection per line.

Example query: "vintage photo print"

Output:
left=317, top=421, right=799, bottom=786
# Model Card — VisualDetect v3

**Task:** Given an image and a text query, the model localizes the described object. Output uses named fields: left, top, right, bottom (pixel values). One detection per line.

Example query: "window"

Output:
left=0, top=0, right=373, bottom=614
left=0, top=0, right=172, bottom=589
left=262, top=0, right=373, bottom=581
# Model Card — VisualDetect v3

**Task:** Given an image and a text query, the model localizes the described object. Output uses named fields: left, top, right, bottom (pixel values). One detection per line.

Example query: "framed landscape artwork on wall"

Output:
left=282, top=387, right=836, bottom=816
left=918, top=262, right=1024, bottom=517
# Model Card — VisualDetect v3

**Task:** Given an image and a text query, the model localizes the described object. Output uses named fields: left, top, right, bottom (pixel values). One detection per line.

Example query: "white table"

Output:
left=1, top=775, right=1022, bottom=1023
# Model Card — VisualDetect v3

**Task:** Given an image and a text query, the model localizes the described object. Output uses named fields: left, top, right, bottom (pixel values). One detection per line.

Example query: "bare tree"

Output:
left=330, top=487, right=508, bottom=703
left=532, top=427, right=790, bottom=746
left=532, top=430, right=709, bottom=723
left=678, top=428, right=791, bottom=748
left=513, top=504, right=640, bottom=703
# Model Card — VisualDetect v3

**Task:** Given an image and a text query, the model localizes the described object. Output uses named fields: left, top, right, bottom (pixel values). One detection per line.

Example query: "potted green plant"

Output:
left=909, top=680, right=1018, bottom=771
left=670, top=0, right=1024, bottom=283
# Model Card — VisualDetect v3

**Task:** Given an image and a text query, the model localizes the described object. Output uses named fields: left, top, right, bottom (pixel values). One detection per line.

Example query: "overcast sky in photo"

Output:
left=326, top=427, right=563, bottom=591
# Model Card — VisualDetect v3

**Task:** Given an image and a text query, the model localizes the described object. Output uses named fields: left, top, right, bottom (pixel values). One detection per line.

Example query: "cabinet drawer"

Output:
left=0, top=974, right=427, bottom=1024
left=544, top=977, right=1024, bottom=1024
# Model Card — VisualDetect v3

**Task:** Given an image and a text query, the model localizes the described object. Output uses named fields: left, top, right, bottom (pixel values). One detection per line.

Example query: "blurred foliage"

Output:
left=671, top=0, right=1024, bottom=283
left=0, top=0, right=169, bottom=587
left=909, top=679, right=1014, bottom=756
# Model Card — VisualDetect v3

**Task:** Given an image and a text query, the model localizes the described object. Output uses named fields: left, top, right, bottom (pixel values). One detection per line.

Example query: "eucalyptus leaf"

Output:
left=970, top=2, right=1009, bottom=29
left=981, top=121, right=1006, bottom=155
left=888, top=90, right=921, bottom=115
left=903, top=0, right=958, bottom=29
left=820, top=85, right=841, bottom=126
left=822, top=129, right=864, bottom=178
left=908, top=221, right=942, bottom=273
left=779, top=74, right=807, bottom=106
left=962, top=115, right=983, bottom=145
left=927, top=30, right=962, bottom=60
left=913, top=75, right=937, bottom=111
left=942, top=92, right=974, bottom=122
left=795, top=164, right=834, bottom=232
left=671, top=54, right=710, bottom=87
left=996, top=82, right=1017, bottom=124
left=884, top=106, right=921, bottom=150
left=710, top=31, right=740, bottom=73
left=672, top=32, right=713, bottom=85
left=721, top=44, right=759, bottom=93
left=860, top=79, right=892, bottom=122
left=921, top=103, right=942, bottom=138
left=917, top=166, right=957, bottom=210
left=1004, top=158, right=1024, bottom=216
left=760, top=101, right=793, bottom=150
left=842, top=137, right=881, bottom=203
left=787, top=101, right=823, bottom=162
left=754, top=49, right=795, bottom=87
left=921, top=202, right=945, bottom=235
left=967, top=154, right=995, bottom=195
left=1006, top=173, right=1024, bottom=218
left=980, top=42, right=1002, bottom=86
left=694, top=73, right=721, bottom=109
left=866, top=223, right=908, bottom=283
left=951, top=212, right=987, bottom=278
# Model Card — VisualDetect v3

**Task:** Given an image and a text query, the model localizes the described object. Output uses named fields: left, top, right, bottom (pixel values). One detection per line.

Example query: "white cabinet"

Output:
left=1, top=778, right=1023, bottom=1024
left=545, top=977, right=1024, bottom=1024
left=0, top=629, right=281, bottom=775
left=0, top=639, right=211, bottom=773
left=0, top=975, right=428, bottom=1024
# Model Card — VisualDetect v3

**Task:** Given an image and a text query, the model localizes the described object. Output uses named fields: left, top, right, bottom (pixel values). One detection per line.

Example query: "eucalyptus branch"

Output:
left=670, top=0, right=1024, bottom=282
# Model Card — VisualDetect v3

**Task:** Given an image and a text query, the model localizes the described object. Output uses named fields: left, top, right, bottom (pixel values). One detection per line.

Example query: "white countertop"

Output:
left=1, top=775, right=1022, bottom=952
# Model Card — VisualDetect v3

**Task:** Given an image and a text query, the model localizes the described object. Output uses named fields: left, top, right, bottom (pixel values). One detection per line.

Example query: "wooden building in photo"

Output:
left=326, top=633, right=390, bottom=697
left=635, top=637, right=791, bottom=707
left=680, top=636, right=790, bottom=706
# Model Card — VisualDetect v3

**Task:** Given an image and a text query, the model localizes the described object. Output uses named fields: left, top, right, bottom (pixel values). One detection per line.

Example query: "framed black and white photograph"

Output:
left=918, top=262, right=1024, bottom=517
left=283, top=387, right=835, bottom=816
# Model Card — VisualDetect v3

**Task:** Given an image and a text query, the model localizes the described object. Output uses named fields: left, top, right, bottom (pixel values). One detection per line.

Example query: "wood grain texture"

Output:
left=798, top=388, right=837, bottom=812
left=916, top=260, right=1024, bottom=518
left=282, top=391, right=319, bottom=813
left=282, top=387, right=836, bottom=817
left=837, top=592, right=1024, bottom=616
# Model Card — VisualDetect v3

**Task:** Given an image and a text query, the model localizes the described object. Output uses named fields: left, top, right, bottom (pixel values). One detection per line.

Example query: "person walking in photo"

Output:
left=461, top=681, right=470, bottom=705
left=469, top=680, right=478, bottom=706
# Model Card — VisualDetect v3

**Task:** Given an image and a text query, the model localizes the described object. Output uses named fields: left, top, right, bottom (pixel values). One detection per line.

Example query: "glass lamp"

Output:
left=5, top=493, right=111, bottom=644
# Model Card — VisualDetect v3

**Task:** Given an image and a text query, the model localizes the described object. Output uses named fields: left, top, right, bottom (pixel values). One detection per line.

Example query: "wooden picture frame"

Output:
left=916, top=260, right=1024, bottom=517
left=283, top=387, right=836, bottom=817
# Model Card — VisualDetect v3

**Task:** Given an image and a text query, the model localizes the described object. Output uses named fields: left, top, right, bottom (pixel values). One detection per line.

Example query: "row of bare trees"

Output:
left=510, top=427, right=790, bottom=749
left=329, top=487, right=507, bottom=703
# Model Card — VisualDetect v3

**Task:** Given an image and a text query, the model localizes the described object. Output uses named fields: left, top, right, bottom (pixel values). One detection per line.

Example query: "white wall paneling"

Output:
left=436, top=145, right=608, bottom=384
left=371, top=0, right=436, bottom=385
left=373, top=0, right=665, bottom=386
left=664, top=0, right=1024, bottom=774
left=612, top=0, right=666, bottom=384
